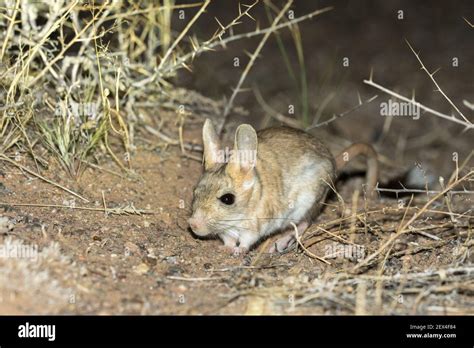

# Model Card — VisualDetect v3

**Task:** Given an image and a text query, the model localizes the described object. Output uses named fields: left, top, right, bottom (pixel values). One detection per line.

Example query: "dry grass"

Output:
left=0, top=0, right=332, bottom=178
left=0, top=1, right=472, bottom=315
left=217, top=160, right=473, bottom=314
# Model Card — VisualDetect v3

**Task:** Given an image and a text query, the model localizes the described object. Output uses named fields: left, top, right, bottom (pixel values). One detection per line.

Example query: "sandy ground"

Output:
left=0, top=114, right=472, bottom=315
left=0, top=0, right=472, bottom=315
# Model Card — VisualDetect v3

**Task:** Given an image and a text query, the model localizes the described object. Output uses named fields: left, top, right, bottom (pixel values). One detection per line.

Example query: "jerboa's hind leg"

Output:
left=267, top=190, right=328, bottom=253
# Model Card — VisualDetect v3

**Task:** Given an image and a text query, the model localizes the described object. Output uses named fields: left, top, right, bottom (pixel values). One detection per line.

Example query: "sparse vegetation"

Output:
left=0, top=1, right=472, bottom=317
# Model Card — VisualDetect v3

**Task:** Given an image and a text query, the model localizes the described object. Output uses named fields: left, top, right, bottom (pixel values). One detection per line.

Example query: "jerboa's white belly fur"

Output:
left=259, top=156, right=332, bottom=237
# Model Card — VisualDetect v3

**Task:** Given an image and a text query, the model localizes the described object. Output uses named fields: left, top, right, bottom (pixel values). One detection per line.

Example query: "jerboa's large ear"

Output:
left=226, top=124, right=258, bottom=179
left=202, top=119, right=221, bottom=170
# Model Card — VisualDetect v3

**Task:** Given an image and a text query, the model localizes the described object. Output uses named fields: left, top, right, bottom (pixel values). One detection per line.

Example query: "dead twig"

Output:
left=0, top=155, right=89, bottom=202
left=405, top=40, right=471, bottom=125
left=166, top=276, right=224, bottom=282
left=0, top=202, right=155, bottom=215
left=219, top=0, right=293, bottom=134
left=363, top=69, right=473, bottom=131
left=352, top=170, right=474, bottom=272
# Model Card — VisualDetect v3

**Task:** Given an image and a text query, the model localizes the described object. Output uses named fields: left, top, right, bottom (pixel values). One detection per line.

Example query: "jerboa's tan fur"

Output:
left=189, top=120, right=378, bottom=253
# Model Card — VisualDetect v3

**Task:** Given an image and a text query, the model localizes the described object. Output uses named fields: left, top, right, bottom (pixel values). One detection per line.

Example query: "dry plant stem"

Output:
left=438, top=178, right=457, bottom=224
left=158, top=0, right=211, bottom=71
left=176, top=114, right=202, bottom=161
left=354, top=281, right=367, bottom=315
left=405, top=40, right=470, bottom=124
left=101, top=190, right=107, bottom=216
left=252, top=239, right=271, bottom=266
left=219, top=0, right=293, bottom=134
left=463, top=100, right=474, bottom=111
left=103, top=127, right=127, bottom=174
left=308, top=207, right=473, bottom=236
left=305, top=208, right=470, bottom=250
left=398, top=195, right=415, bottom=234
left=322, top=177, right=345, bottom=218
left=7, top=0, right=79, bottom=97
left=375, top=185, right=474, bottom=196
left=29, top=1, right=110, bottom=88
left=363, top=78, right=473, bottom=130
left=161, top=0, right=259, bottom=80
left=254, top=87, right=378, bottom=130
left=350, top=190, right=359, bottom=242
left=144, top=125, right=203, bottom=153
left=112, top=70, right=132, bottom=169
left=347, top=266, right=474, bottom=282
left=161, top=5, right=333, bottom=78
left=178, top=116, right=187, bottom=155
left=166, top=276, right=224, bottom=282
left=80, top=160, right=127, bottom=180
left=464, top=17, right=474, bottom=27
left=0, top=202, right=154, bottom=215
left=8, top=107, right=40, bottom=173
left=0, top=0, right=20, bottom=60
left=317, top=226, right=360, bottom=247
left=375, top=235, right=396, bottom=312
left=93, top=21, right=130, bottom=174
left=292, top=222, right=331, bottom=264
left=448, top=149, right=473, bottom=184
left=0, top=155, right=89, bottom=202
left=306, top=94, right=379, bottom=130
left=101, top=3, right=203, bottom=22
left=209, top=264, right=290, bottom=272
left=352, top=170, right=474, bottom=272
left=10, top=1, right=108, bottom=94
left=253, top=87, right=303, bottom=128
left=313, top=93, right=337, bottom=126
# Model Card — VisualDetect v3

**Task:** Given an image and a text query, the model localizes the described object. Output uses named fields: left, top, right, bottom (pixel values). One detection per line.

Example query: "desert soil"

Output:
left=0, top=115, right=472, bottom=315
left=0, top=0, right=472, bottom=315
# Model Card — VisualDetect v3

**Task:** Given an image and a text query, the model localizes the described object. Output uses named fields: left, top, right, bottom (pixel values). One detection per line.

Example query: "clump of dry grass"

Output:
left=2, top=1, right=469, bottom=316
left=1, top=0, right=202, bottom=176
left=210, top=160, right=473, bottom=314
left=212, top=198, right=473, bottom=314
left=0, top=0, right=332, bottom=181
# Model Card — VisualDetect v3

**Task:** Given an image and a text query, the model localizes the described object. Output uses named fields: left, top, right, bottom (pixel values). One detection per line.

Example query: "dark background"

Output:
left=169, top=0, right=474, bottom=183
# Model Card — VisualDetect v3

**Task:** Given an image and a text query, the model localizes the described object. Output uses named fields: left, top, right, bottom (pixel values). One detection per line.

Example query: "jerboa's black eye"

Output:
left=219, top=193, right=235, bottom=205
